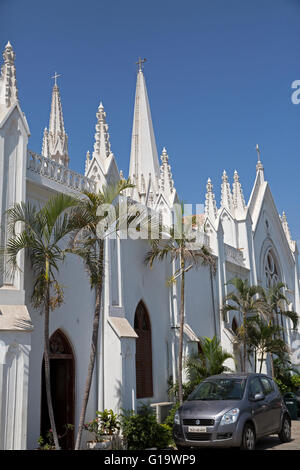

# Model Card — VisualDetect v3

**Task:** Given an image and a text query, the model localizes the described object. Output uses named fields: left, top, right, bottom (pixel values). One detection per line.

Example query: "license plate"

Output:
left=188, top=426, right=207, bottom=433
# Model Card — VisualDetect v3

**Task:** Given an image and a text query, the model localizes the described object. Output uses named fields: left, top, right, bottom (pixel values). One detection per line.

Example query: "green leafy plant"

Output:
left=96, top=409, right=121, bottom=435
left=121, top=405, right=172, bottom=450
left=84, top=409, right=120, bottom=442
left=38, top=424, right=74, bottom=450
left=163, top=402, right=180, bottom=429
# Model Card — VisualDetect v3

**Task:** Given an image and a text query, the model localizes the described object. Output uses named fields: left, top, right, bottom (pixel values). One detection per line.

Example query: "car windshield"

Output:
left=187, top=378, right=246, bottom=401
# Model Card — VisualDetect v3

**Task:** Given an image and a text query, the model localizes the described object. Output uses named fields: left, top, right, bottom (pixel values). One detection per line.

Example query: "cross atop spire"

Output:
left=256, top=143, right=264, bottom=171
left=51, top=72, right=61, bottom=86
left=136, top=57, right=146, bottom=73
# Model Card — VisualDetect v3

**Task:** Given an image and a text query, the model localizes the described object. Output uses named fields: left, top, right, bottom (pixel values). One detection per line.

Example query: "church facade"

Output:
left=0, top=42, right=299, bottom=449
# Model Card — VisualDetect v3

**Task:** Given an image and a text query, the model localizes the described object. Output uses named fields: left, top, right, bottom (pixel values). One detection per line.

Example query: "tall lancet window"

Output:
left=134, top=301, right=153, bottom=399
left=264, top=249, right=279, bottom=288
left=264, top=249, right=286, bottom=337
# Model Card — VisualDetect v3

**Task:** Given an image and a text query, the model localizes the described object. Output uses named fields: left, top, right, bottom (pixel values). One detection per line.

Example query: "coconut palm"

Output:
left=185, top=336, right=233, bottom=388
left=263, top=282, right=298, bottom=330
left=245, top=315, right=287, bottom=373
left=222, top=277, right=266, bottom=373
left=145, top=203, right=216, bottom=405
left=2, top=193, right=77, bottom=450
left=259, top=282, right=298, bottom=376
left=68, top=178, right=134, bottom=450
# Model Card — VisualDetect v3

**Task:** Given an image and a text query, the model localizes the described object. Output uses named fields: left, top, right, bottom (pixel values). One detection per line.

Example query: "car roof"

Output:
left=204, top=373, right=272, bottom=380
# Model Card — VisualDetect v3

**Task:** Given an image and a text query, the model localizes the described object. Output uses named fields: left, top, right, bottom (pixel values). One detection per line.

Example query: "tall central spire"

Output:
left=41, top=77, right=69, bottom=167
left=129, top=61, right=160, bottom=201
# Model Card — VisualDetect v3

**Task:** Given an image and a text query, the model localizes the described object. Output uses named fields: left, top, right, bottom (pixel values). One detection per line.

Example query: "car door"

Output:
left=248, top=377, right=269, bottom=437
left=260, top=377, right=282, bottom=433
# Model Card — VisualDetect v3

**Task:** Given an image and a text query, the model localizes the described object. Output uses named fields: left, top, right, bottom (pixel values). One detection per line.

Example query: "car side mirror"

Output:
left=250, top=392, right=265, bottom=402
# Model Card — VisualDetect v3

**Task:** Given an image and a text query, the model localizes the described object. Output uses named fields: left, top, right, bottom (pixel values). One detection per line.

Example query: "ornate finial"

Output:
left=51, top=72, right=61, bottom=87
left=93, top=101, right=111, bottom=161
left=161, top=146, right=169, bottom=163
left=120, top=169, right=124, bottom=180
left=256, top=144, right=264, bottom=171
left=136, top=57, right=146, bottom=73
left=205, top=177, right=217, bottom=219
left=232, top=170, right=246, bottom=213
left=0, top=41, right=18, bottom=108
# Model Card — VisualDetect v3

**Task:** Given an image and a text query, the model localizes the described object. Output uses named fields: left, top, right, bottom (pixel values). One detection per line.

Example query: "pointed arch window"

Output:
left=264, top=249, right=279, bottom=288
left=134, top=301, right=153, bottom=399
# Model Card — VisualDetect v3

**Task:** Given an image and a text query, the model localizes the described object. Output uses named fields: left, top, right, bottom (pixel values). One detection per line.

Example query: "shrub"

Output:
left=163, top=402, right=180, bottom=429
left=274, top=378, right=288, bottom=395
left=291, top=374, right=300, bottom=391
left=121, top=405, right=172, bottom=450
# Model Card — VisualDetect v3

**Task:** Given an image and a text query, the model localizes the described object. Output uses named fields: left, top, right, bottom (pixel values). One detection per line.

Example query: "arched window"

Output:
left=41, top=330, right=75, bottom=449
left=264, top=249, right=279, bottom=288
left=134, top=301, right=153, bottom=399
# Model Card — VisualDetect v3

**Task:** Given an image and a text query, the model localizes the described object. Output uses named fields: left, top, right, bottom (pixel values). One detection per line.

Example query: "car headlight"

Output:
left=220, top=408, right=240, bottom=425
left=174, top=411, right=180, bottom=425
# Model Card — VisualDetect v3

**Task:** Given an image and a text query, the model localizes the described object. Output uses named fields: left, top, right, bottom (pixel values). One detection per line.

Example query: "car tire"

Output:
left=278, top=415, right=291, bottom=443
left=240, top=423, right=256, bottom=450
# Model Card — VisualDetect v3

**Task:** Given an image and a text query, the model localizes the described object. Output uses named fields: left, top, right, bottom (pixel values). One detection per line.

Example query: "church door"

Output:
left=134, top=301, right=153, bottom=399
left=40, top=330, right=75, bottom=449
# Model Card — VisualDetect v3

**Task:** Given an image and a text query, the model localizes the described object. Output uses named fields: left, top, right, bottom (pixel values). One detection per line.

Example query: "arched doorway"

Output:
left=134, top=301, right=153, bottom=399
left=40, top=330, right=75, bottom=449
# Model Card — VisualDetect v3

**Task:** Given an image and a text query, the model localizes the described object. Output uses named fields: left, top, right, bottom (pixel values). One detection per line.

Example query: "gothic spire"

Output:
left=42, top=78, right=69, bottom=167
left=93, top=101, right=112, bottom=162
left=205, top=178, right=218, bottom=220
left=232, top=170, right=246, bottom=216
left=129, top=62, right=160, bottom=202
left=221, top=170, right=233, bottom=212
left=0, top=41, right=18, bottom=109
left=158, top=147, right=175, bottom=201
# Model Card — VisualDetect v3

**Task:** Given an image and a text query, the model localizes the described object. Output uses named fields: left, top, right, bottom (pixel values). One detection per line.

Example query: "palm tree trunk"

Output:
left=44, top=282, right=60, bottom=450
left=259, top=352, right=264, bottom=374
left=75, top=240, right=104, bottom=450
left=178, top=254, right=185, bottom=405
left=209, top=266, right=217, bottom=336
left=243, top=312, right=247, bottom=372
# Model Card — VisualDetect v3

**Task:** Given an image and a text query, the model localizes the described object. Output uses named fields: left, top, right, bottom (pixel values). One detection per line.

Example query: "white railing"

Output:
left=224, top=243, right=245, bottom=266
left=27, top=150, right=96, bottom=193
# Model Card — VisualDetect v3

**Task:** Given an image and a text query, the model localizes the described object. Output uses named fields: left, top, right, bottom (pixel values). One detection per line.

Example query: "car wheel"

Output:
left=278, top=415, right=291, bottom=443
left=240, top=423, right=255, bottom=450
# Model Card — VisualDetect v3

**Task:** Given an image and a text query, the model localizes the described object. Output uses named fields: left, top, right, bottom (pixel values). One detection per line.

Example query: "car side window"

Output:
left=260, top=377, right=273, bottom=395
left=248, top=377, right=264, bottom=398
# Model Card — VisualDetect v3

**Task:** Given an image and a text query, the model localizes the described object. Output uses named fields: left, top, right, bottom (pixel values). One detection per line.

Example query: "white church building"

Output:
left=0, top=42, right=299, bottom=449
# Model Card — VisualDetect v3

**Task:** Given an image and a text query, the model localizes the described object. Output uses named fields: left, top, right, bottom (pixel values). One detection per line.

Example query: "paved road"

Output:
left=256, top=419, right=300, bottom=450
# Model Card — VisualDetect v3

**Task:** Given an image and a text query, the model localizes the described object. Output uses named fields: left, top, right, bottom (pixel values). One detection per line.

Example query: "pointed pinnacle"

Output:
left=5, top=41, right=12, bottom=48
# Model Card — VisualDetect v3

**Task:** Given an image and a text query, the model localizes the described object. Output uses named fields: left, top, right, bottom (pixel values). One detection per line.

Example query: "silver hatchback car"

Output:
left=173, top=373, right=291, bottom=450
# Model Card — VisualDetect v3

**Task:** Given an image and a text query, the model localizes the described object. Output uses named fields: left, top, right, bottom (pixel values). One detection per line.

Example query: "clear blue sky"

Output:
left=1, top=0, right=300, bottom=240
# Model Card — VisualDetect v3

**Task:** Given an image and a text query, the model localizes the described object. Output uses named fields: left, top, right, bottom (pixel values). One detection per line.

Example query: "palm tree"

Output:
left=145, top=203, right=216, bottom=405
left=185, top=336, right=233, bottom=389
left=263, top=282, right=298, bottom=330
left=222, top=277, right=265, bottom=373
left=260, top=282, right=298, bottom=376
left=246, top=315, right=287, bottom=373
left=68, top=178, right=134, bottom=450
left=2, top=194, right=77, bottom=450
